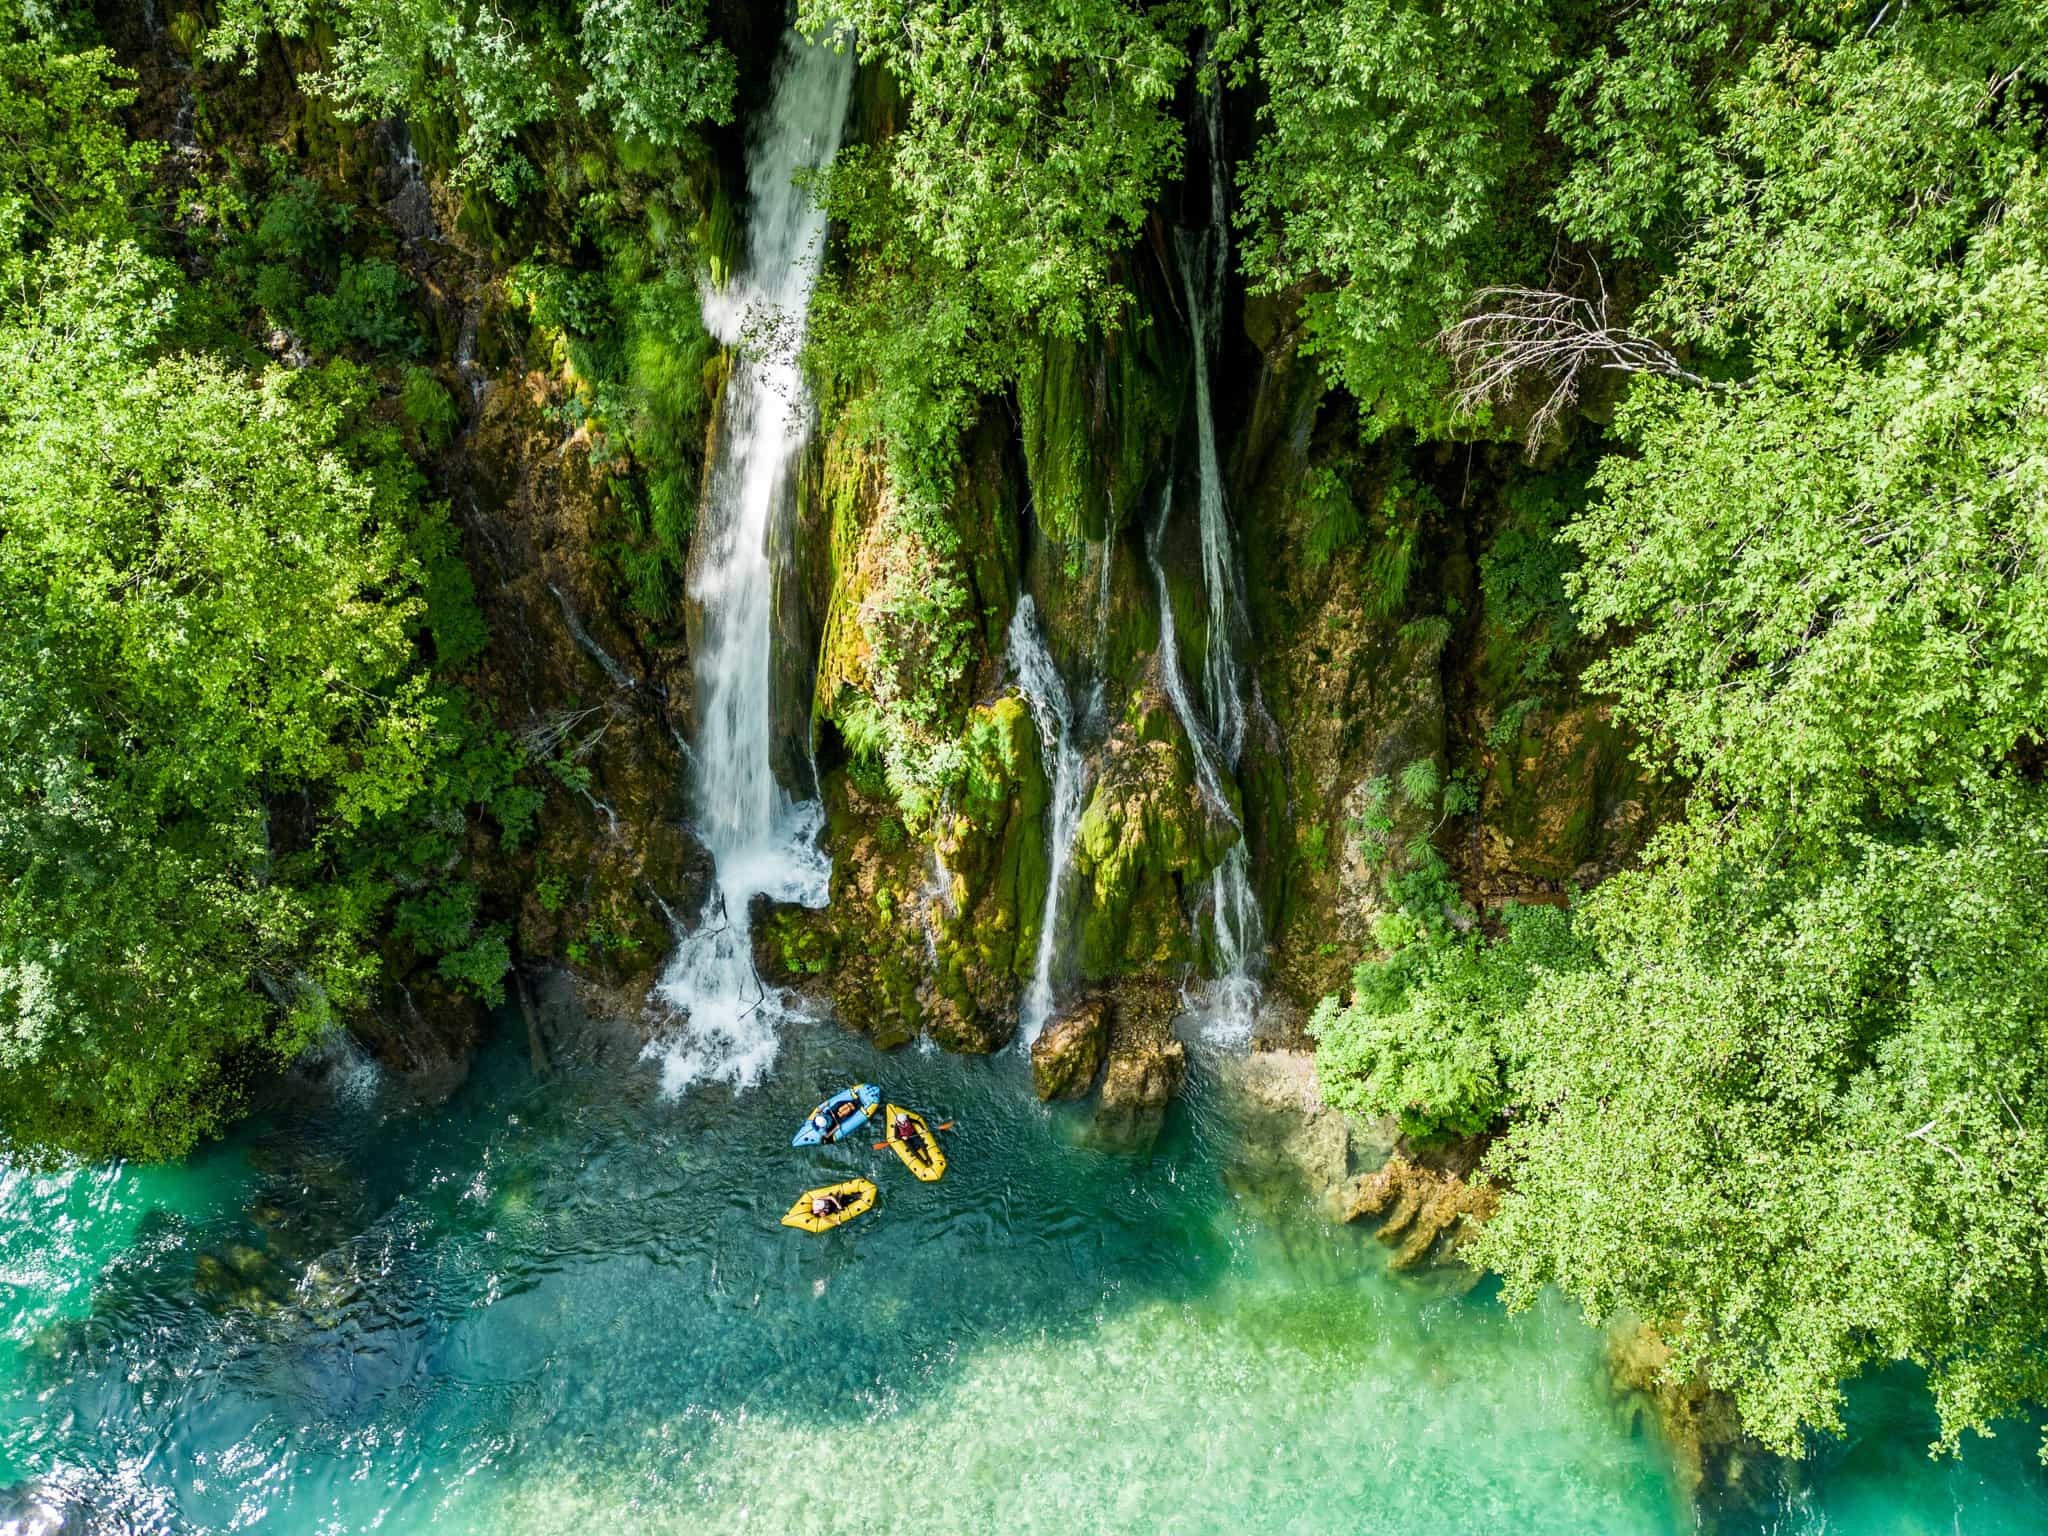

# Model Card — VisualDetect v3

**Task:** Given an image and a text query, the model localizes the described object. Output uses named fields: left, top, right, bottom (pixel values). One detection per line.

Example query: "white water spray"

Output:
left=647, top=29, right=852, bottom=1094
left=1010, top=597, right=1093, bottom=1045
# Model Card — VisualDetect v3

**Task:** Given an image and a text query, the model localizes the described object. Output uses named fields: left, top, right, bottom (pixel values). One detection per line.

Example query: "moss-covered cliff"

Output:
left=107, top=7, right=1671, bottom=1106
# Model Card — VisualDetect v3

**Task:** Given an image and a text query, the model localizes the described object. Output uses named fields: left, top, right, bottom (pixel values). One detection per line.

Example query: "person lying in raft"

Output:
left=810, top=1191, right=847, bottom=1219
left=810, top=1100, right=856, bottom=1142
left=891, top=1114, right=930, bottom=1164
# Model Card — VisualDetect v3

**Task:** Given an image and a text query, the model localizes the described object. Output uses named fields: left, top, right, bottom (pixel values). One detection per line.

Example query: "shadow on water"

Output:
left=2, top=1017, right=2044, bottom=1534
left=2, top=1020, right=1258, bottom=1510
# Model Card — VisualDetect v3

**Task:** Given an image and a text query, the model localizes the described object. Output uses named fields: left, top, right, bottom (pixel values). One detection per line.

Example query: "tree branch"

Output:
left=1438, top=276, right=1727, bottom=454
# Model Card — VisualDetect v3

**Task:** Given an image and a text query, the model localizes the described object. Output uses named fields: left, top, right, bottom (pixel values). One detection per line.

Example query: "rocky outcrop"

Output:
left=1331, top=1156, right=1498, bottom=1271
left=1031, top=996, right=1110, bottom=1099
left=1091, top=979, right=1187, bottom=1148
left=1607, top=1322, right=1762, bottom=1512
left=1070, top=676, right=1222, bottom=978
left=457, top=372, right=713, bottom=1004
left=771, top=690, right=1052, bottom=1052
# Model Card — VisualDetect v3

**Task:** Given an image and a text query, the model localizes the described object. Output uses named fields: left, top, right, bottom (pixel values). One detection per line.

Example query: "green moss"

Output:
left=1069, top=722, right=1217, bottom=977
left=765, top=909, right=833, bottom=977
left=1016, top=293, right=1177, bottom=551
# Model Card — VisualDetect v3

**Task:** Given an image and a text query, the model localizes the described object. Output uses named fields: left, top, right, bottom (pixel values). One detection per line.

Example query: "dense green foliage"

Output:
left=804, top=0, right=1204, bottom=334
left=2, top=0, right=2042, bottom=1470
left=207, top=1, right=737, bottom=620
left=0, top=4, right=539, bottom=1160
left=208, top=0, right=736, bottom=198
left=1310, top=0, right=2048, bottom=1458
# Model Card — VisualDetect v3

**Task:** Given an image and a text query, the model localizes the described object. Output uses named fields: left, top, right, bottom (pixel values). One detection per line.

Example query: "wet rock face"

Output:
left=1070, top=677, right=1220, bottom=978
left=461, top=377, right=708, bottom=1004
left=518, top=965, right=653, bottom=1077
left=1030, top=997, right=1110, bottom=1099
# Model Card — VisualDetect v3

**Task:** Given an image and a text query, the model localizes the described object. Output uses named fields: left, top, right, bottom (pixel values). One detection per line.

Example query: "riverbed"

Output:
left=1, top=1023, right=2040, bottom=1534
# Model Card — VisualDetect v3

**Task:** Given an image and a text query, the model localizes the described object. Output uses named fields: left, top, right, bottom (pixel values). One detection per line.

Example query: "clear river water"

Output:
left=1, top=1024, right=2041, bottom=1534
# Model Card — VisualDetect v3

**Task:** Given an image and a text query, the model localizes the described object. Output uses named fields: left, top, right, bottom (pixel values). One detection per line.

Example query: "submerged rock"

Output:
left=1607, top=1321, right=1762, bottom=1513
left=1331, top=1156, right=1497, bottom=1272
left=1221, top=1049, right=1368, bottom=1196
left=1030, top=997, right=1109, bottom=1099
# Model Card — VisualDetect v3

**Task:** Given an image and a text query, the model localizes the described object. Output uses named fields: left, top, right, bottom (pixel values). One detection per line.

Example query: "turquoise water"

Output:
left=1, top=1025, right=2042, bottom=1534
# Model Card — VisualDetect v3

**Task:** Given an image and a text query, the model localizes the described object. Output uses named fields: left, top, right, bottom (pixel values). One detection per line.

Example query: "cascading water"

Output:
left=1149, top=79, right=1264, bottom=1043
left=647, top=29, right=852, bottom=1094
left=1010, top=596, right=1093, bottom=1045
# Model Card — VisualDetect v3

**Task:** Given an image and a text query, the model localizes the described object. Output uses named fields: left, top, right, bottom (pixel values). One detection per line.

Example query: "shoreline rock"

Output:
left=1330, top=1156, right=1498, bottom=1271
left=1607, top=1321, right=1765, bottom=1516
left=1089, top=979, right=1185, bottom=1147
left=1031, top=996, right=1110, bottom=1099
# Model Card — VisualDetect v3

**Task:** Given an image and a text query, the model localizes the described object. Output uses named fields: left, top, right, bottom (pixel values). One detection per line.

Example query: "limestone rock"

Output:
left=1333, top=1156, right=1498, bottom=1270
left=1607, top=1321, right=1759, bottom=1510
left=1221, top=1050, right=1364, bottom=1197
left=1031, top=997, right=1109, bottom=1100
left=1070, top=678, right=1219, bottom=977
left=1091, top=979, right=1187, bottom=1148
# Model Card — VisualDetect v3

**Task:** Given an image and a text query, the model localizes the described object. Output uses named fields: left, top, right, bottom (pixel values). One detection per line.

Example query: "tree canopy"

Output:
left=0, top=4, right=529, bottom=1159
left=1310, top=0, right=2048, bottom=1457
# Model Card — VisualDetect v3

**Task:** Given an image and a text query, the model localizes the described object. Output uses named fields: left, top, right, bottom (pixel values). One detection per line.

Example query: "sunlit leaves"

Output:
left=0, top=245, right=443, bottom=1159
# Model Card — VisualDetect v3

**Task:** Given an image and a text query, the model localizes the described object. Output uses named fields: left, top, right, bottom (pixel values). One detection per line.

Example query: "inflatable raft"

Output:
left=792, top=1083, right=881, bottom=1147
left=781, top=1178, right=876, bottom=1233
left=882, top=1104, right=946, bottom=1182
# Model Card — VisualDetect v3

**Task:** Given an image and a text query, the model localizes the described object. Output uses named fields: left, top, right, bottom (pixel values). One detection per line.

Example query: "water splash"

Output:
left=647, top=30, right=851, bottom=1094
left=1009, top=596, right=1093, bottom=1045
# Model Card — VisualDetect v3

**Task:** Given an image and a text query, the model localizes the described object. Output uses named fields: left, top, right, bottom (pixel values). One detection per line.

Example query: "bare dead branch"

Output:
left=1438, top=280, right=1723, bottom=454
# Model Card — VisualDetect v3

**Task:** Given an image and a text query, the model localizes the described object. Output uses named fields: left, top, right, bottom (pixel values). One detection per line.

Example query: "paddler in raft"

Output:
left=890, top=1112, right=932, bottom=1166
left=810, top=1190, right=848, bottom=1219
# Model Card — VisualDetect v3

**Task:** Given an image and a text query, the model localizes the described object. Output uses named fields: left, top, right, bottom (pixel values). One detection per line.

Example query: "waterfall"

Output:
left=1010, top=596, right=1093, bottom=1045
left=646, top=29, right=852, bottom=1095
left=1148, top=79, right=1264, bottom=1044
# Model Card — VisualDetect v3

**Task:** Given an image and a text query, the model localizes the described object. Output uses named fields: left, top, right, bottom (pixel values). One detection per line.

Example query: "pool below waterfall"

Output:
left=1, top=1022, right=2041, bottom=1535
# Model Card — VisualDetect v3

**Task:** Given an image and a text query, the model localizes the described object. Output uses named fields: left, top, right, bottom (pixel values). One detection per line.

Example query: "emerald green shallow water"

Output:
left=1, top=1025, right=2042, bottom=1534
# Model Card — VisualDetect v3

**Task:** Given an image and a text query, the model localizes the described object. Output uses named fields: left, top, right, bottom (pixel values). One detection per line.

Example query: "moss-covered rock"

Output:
left=1607, top=1322, right=1764, bottom=1511
left=921, top=695, right=1049, bottom=1050
left=1017, top=291, right=1180, bottom=551
left=1068, top=674, right=1221, bottom=978
left=801, top=694, right=1048, bottom=1054
left=1333, top=1156, right=1497, bottom=1272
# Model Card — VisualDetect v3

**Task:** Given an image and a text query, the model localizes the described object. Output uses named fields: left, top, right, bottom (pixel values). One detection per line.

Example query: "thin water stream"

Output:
left=1010, top=596, right=1092, bottom=1044
left=1149, top=84, right=1264, bottom=1042
left=1, top=1028, right=2038, bottom=1534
